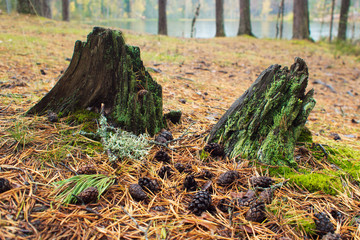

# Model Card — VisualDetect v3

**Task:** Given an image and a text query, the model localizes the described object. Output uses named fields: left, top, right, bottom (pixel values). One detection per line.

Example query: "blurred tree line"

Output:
left=1, top=0, right=358, bottom=21
left=0, top=0, right=357, bottom=41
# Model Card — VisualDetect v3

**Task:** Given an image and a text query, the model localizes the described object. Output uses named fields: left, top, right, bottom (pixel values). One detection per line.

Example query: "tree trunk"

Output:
left=207, top=57, right=316, bottom=167
left=5, top=0, right=12, bottom=13
left=215, top=0, right=225, bottom=37
left=28, top=27, right=165, bottom=136
left=329, top=0, right=335, bottom=42
left=100, top=0, right=106, bottom=17
left=17, top=0, right=51, bottom=17
left=191, top=3, right=201, bottom=38
left=279, top=0, right=285, bottom=39
left=237, top=0, right=253, bottom=36
left=338, top=0, right=351, bottom=41
left=124, top=0, right=131, bottom=17
left=62, top=0, right=70, bottom=21
left=158, top=0, right=167, bottom=35
left=17, top=0, right=41, bottom=15
left=42, top=0, right=52, bottom=18
left=292, top=0, right=310, bottom=40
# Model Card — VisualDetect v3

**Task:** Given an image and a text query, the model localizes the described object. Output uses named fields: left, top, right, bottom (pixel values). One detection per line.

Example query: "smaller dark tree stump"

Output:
left=28, top=27, right=164, bottom=136
left=207, top=57, right=316, bottom=166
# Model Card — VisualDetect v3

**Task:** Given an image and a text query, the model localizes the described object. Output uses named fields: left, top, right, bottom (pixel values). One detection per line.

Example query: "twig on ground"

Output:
left=316, top=143, right=329, bottom=158
left=254, top=180, right=288, bottom=192
left=0, top=164, right=37, bottom=194
left=0, top=100, right=14, bottom=113
left=144, top=220, right=153, bottom=240
left=84, top=206, right=102, bottom=217
left=121, top=205, right=151, bottom=239
left=229, top=198, right=235, bottom=228
left=168, top=122, right=196, bottom=144
left=148, top=140, right=173, bottom=151
left=59, top=162, right=78, bottom=175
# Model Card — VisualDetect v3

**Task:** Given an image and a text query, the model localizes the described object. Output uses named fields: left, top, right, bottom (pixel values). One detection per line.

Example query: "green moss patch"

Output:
left=296, top=126, right=313, bottom=143
left=265, top=142, right=360, bottom=196
left=325, top=145, right=360, bottom=177
left=66, top=110, right=100, bottom=132
left=290, top=172, right=342, bottom=195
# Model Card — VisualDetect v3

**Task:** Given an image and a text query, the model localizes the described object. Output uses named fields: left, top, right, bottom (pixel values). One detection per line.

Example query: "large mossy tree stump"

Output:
left=207, top=57, right=316, bottom=166
left=28, top=27, right=164, bottom=136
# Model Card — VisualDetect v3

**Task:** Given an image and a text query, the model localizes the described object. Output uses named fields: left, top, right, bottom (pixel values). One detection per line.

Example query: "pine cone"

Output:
left=77, top=165, right=97, bottom=175
left=157, top=165, right=173, bottom=179
left=76, top=187, right=98, bottom=204
left=151, top=206, right=167, bottom=212
left=154, top=130, right=173, bottom=143
left=250, top=176, right=275, bottom=188
left=245, top=201, right=267, bottom=223
left=218, top=198, right=233, bottom=213
left=184, top=175, right=198, bottom=191
left=174, top=163, right=192, bottom=173
left=154, top=150, right=171, bottom=163
left=138, top=177, right=160, bottom=193
left=330, top=208, right=342, bottom=221
left=129, top=184, right=147, bottom=201
left=258, top=188, right=274, bottom=204
left=47, top=111, right=58, bottom=123
left=204, top=142, right=224, bottom=157
left=174, top=163, right=185, bottom=173
left=314, top=212, right=334, bottom=236
left=0, top=178, right=11, bottom=193
left=155, top=135, right=167, bottom=143
left=321, top=232, right=341, bottom=240
left=198, top=169, right=214, bottom=180
left=237, top=189, right=257, bottom=207
left=217, top=170, right=239, bottom=186
left=188, top=191, right=212, bottom=216
left=159, top=129, right=173, bottom=141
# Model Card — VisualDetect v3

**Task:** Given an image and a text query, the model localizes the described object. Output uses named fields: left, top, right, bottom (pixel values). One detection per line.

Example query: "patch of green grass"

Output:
left=7, top=119, right=34, bottom=149
left=38, top=129, right=102, bottom=163
left=295, top=217, right=316, bottom=235
left=332, top=40, right=360, bottom=58
left=142, top=51, right=186, bottom=64
left=199, top=150, right=210, bottom=161
left=54, top=174, right=115, bottom=204
left=0, top=33, right=48, bottom=52
left=268, top=199, right=316, bottom=235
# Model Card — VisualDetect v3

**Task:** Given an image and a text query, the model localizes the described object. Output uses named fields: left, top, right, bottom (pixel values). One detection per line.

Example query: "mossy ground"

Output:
left=0, top=14, right=360, bottom=239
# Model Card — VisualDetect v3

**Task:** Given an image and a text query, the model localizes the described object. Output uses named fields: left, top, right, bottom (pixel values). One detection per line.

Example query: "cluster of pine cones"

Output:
left=127, top=138, right=279, bottom=222
left=71, top=134, right=339, bottom=238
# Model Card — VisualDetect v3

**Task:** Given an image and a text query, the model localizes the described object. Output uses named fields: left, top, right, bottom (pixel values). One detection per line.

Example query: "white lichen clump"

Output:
left=97, top=115, right=150, bottom=162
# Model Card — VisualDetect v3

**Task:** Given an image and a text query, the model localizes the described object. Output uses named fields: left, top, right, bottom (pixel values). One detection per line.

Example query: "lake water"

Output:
left=86, top=19, right=359, bottom=41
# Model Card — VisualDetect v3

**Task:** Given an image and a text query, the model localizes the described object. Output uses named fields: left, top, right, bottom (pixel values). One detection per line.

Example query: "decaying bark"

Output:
left=28, top=27, right=164, bottom=136
left=207, top=58, right=316, bottom=166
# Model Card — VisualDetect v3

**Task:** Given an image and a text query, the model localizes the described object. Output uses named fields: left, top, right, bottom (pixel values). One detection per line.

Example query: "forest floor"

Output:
left=1, top=14, right=360, bottom=239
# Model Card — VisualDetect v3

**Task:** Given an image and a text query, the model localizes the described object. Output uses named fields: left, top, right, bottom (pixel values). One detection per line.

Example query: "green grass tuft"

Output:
left=54, top=174, right=115, bottom=204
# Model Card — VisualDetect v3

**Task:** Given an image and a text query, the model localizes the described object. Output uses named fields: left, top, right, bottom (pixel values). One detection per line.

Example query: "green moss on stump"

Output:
left=208, top=58, right=316, bottom=167
left=28, top=27, right=165, bottom=136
